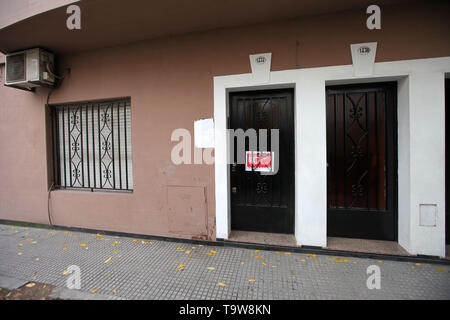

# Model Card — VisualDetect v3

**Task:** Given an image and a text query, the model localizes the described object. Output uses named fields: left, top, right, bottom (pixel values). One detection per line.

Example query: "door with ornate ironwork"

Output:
left=326, top=82, right=397, bottom=241
left=229, top=89, right=295, bottom=234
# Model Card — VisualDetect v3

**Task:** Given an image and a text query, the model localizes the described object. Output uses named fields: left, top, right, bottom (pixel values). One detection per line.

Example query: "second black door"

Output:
left=229, top=89, right=295, bottom=234
left=326, top=82, right=398, bottom=241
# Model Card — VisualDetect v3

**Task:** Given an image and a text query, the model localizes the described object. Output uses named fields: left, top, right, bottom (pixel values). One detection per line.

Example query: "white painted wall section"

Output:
left=295, top=78, right=327, bottom=247
left=408, top=72, right=446, bottom=256
left=397, top=77, right=411, bottom=253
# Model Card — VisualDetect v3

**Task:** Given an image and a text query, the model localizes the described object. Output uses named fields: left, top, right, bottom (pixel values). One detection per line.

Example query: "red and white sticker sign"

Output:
left=245, top=151, right=274, bottom=172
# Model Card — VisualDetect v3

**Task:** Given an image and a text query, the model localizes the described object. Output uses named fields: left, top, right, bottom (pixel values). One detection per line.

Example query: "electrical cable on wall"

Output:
left=46, top=62, right=65, bottom=80
left=45, top=62, right=69, bottom=105
left=45, top=63, right=70, bottom=227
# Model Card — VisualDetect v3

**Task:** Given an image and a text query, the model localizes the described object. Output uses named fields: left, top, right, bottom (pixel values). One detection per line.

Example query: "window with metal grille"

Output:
left=51, top=98, right=133, bottom=191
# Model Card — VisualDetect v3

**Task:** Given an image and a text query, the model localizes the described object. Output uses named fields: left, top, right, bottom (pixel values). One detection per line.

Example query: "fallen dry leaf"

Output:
left=90, top=289, right=98, bottom=293
left=207, top=267, right=216, bottom=270
left=79, top=243, right=87, bottom=247
left=26, top=283, right=36, bottom=288
left=104, top=257, right=112, bottom=263
left=217, top=282, right=227, bottom=287
left=248, top=279, right=256, bottom=282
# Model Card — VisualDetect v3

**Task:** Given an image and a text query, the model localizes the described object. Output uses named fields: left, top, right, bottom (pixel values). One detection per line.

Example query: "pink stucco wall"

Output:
left=1, top=2, right=449, bottom=239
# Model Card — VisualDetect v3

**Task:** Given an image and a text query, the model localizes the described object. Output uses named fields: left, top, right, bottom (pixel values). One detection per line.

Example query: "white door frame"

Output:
left=214, top=56, right=450, bottom=257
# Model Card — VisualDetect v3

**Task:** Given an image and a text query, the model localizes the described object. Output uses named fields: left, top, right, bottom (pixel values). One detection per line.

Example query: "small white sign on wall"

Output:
left=194, top=118, right=215, bottom=148
left=249, top=52, right=272, bottom=84
left=350, top=42, right=377, bottom=77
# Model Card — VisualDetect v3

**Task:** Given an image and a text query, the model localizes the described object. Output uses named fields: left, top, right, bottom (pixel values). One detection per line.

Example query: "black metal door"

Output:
left=229, top=89, right=295, bottom=234
left=326, top=82, right=397, bottom=241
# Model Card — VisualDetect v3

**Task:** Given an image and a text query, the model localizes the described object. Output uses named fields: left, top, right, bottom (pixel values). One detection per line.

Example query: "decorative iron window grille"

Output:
left=51, top=98, right=133, bottom=191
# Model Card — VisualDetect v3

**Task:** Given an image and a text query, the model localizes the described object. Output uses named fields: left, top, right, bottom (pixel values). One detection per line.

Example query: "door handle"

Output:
left=232, top=187, right=237, bottom=194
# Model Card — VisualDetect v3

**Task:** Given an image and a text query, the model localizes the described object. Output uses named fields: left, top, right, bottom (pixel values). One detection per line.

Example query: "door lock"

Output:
left=232, top=187, right=237, bottom=194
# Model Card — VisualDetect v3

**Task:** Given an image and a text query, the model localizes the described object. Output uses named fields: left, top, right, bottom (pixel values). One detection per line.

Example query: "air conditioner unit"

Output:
left=5, top=48, right=55, bottom=90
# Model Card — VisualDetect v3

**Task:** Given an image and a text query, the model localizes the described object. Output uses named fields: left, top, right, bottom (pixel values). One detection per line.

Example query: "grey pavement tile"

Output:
left=0, top=224, right=449, bottom=300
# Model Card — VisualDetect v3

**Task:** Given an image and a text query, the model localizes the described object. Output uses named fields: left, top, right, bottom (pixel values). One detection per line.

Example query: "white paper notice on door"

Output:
left=245, top=151, right=274, bottom=172
left=194, top=118, right=214, bottom=148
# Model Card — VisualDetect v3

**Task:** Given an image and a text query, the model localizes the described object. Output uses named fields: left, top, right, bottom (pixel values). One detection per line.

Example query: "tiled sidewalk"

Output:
left=0, top=224, right=449, bottom=300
